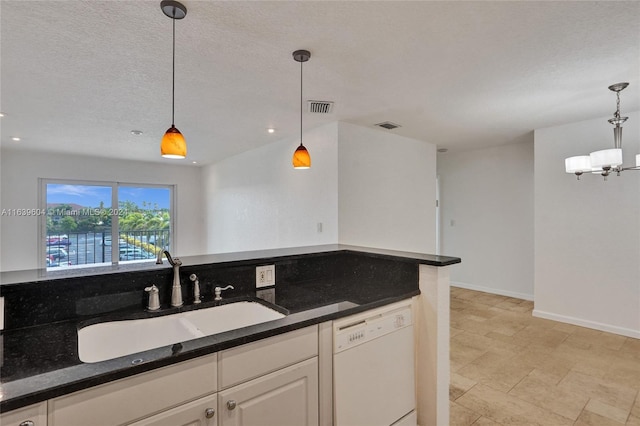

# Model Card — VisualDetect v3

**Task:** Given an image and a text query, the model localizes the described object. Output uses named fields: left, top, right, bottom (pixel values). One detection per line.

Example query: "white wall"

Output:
left=203, top=121, right=438, bottom=254
left=0, top=149, right=204, bottom=271
left=534, top=111, right=640, bottom=338
left=338, top=122, right=437, bottom=253
left=437, top=138, right=535, bottom=299
left=2, top=121, right=439, bottom=270
left=202, top=123, right=339, bottom=253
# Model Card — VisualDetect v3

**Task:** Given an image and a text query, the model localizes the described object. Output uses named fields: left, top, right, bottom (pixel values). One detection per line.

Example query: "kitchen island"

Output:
left=0, top=245, right=460, bottom=425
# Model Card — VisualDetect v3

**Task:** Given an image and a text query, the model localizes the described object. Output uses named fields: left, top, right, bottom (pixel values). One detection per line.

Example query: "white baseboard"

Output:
left=451, top=281, right=534, bottom=301
left=532, top=309, right=640, bottom=339
left=451, top=281, right=640, bottom=338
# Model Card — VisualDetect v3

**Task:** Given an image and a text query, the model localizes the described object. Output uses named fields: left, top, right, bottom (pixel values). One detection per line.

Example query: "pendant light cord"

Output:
left=171, top=10, right=176, bottom=127
left=299, top=59, right=303, bottom=147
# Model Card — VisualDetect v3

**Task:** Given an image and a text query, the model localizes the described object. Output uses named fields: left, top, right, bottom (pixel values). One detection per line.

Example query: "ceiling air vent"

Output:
left=375, top=121, right=401, bottom=130
left=308, top=100, right=334, bottom=114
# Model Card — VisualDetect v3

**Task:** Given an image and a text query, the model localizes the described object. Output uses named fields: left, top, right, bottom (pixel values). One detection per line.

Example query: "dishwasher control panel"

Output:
left=334, top=306, right=412, bottom=353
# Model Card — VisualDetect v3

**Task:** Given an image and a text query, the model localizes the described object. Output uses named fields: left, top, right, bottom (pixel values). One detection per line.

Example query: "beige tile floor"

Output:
left=449, top=287, right=640, bottom=426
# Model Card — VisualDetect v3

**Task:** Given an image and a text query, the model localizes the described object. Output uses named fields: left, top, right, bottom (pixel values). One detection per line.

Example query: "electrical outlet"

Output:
left=256, top=265, right=275, bottom=288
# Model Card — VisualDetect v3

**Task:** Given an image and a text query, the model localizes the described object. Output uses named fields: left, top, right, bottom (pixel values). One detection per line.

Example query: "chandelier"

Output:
left=565, top=82, right=639, bottom=180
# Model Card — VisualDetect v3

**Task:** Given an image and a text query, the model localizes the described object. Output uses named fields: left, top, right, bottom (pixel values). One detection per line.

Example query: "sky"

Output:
left=46, top=184, right=170, bottom=209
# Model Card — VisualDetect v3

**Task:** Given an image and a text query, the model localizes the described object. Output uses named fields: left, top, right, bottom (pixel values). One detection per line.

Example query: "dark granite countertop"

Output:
left=0, top=245, right=460, bottom=413
left=1, top=285, right=417, bottom=412
left=0, top=244, right=460, bottom=285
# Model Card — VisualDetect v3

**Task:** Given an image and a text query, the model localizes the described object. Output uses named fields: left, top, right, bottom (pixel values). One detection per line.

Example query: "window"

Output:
left=40, top=180, right=174, bottom=269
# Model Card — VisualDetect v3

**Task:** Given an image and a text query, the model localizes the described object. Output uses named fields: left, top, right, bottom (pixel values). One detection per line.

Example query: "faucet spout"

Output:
left=157, top=249, right=178, bottom=266
left=158, top=250, right=183, bottom=307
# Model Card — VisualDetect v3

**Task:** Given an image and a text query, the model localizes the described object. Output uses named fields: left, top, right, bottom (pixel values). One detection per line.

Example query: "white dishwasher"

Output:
left=333, top=300, right=416, bottom=426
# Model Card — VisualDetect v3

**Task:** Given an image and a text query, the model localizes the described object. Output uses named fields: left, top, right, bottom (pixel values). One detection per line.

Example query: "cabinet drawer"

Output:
left=219, top=325, right=317, bottom=389
left=127, top=393, right=218, bottom=426
left=49, top=353, right=217, bottom=426
left=0, top=401, right=47, bottom=426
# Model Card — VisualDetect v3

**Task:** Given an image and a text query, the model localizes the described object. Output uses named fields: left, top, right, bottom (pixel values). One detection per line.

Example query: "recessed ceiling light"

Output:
left=192, top=161, right=197, bottom=164
left=130, top=130, right=143, bottom=135
left=11, top=137, right=21, bottom=141
left=437, top=148, right=448, bottom=153
left=267, top=128, right=275, bottom=134
left=0, top=112, right=6, bottom=117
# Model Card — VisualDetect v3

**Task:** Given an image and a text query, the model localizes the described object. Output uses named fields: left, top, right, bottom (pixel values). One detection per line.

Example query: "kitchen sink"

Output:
left=78, top=301, right=286, bottom=363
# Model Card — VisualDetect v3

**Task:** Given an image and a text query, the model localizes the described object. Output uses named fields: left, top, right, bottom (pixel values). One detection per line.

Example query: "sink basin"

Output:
left=78, top=301, right=286, bottom=363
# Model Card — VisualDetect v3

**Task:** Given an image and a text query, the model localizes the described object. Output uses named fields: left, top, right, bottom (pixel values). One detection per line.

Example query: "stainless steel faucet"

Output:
left=157, top=250, right=183, bottom=307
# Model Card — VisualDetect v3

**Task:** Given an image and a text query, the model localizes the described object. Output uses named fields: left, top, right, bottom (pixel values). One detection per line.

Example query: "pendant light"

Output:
left=292, top=50, right=311, bottom=169
left=160, top=0, right=187, bottom=159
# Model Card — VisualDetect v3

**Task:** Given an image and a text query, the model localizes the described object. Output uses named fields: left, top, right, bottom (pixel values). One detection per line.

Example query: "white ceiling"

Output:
left=1, top=1, right=639, bottom=165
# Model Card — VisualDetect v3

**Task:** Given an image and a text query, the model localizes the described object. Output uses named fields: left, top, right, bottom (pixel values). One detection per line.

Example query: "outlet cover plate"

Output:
left=256, top=265, right=275, bottom=288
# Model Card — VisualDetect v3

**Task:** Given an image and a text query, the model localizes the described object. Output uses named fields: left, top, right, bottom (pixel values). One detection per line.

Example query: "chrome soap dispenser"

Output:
left=145, top=284, right=161, bottom=311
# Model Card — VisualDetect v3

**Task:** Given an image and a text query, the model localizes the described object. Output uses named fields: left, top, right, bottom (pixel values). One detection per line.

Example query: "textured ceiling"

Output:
left=1, top=1, right=639, bottom=165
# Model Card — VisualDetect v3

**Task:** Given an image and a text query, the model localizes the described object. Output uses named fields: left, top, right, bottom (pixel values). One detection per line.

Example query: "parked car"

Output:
left=47, top=235, right=71, bottom=246
left=103, top=238, right=129, bottom=249
left=119, top=248, right=154, bottom=261
left=46, top=246, right=68, bottom=261
left=46, top=254, right=71, bottom=267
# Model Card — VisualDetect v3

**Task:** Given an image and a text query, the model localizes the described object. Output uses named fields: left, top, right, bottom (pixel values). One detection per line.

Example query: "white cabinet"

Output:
left=44, top=325, right=319, bottom=426
left=127, top=394, right=218, bottom=426
left=218, top=325, right=319, bottom=426
left=218, top=357, right=318, bottom=426
left=219, top=325, right=318, bottom=389
left=11, top=321, right=330, bottom=426
left=48, top=353, right=217, bottom=426
left=0, top=402, right=47, bottom=426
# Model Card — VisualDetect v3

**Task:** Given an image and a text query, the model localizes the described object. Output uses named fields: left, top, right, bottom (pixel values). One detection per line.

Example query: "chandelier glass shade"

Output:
left=565, top=155, right=591, bottom=174
left=589, top=148, right=623, bottom=169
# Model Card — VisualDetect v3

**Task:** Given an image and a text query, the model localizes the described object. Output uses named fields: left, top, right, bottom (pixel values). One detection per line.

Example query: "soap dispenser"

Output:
left=145, top=284, right=161, bottom=311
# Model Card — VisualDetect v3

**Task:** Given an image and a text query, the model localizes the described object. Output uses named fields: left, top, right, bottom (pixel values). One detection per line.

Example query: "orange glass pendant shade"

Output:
left=161, top=125, right=187, bottom=159
left=292, top=144, right=311, bottom=169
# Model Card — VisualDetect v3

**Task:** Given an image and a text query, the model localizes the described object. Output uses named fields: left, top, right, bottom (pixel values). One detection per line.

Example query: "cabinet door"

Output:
left=0, top=402, right=47, bottom=426
left=219, top=357, right=318, bottom=426
left=127, top=394, right=217, bottom=426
